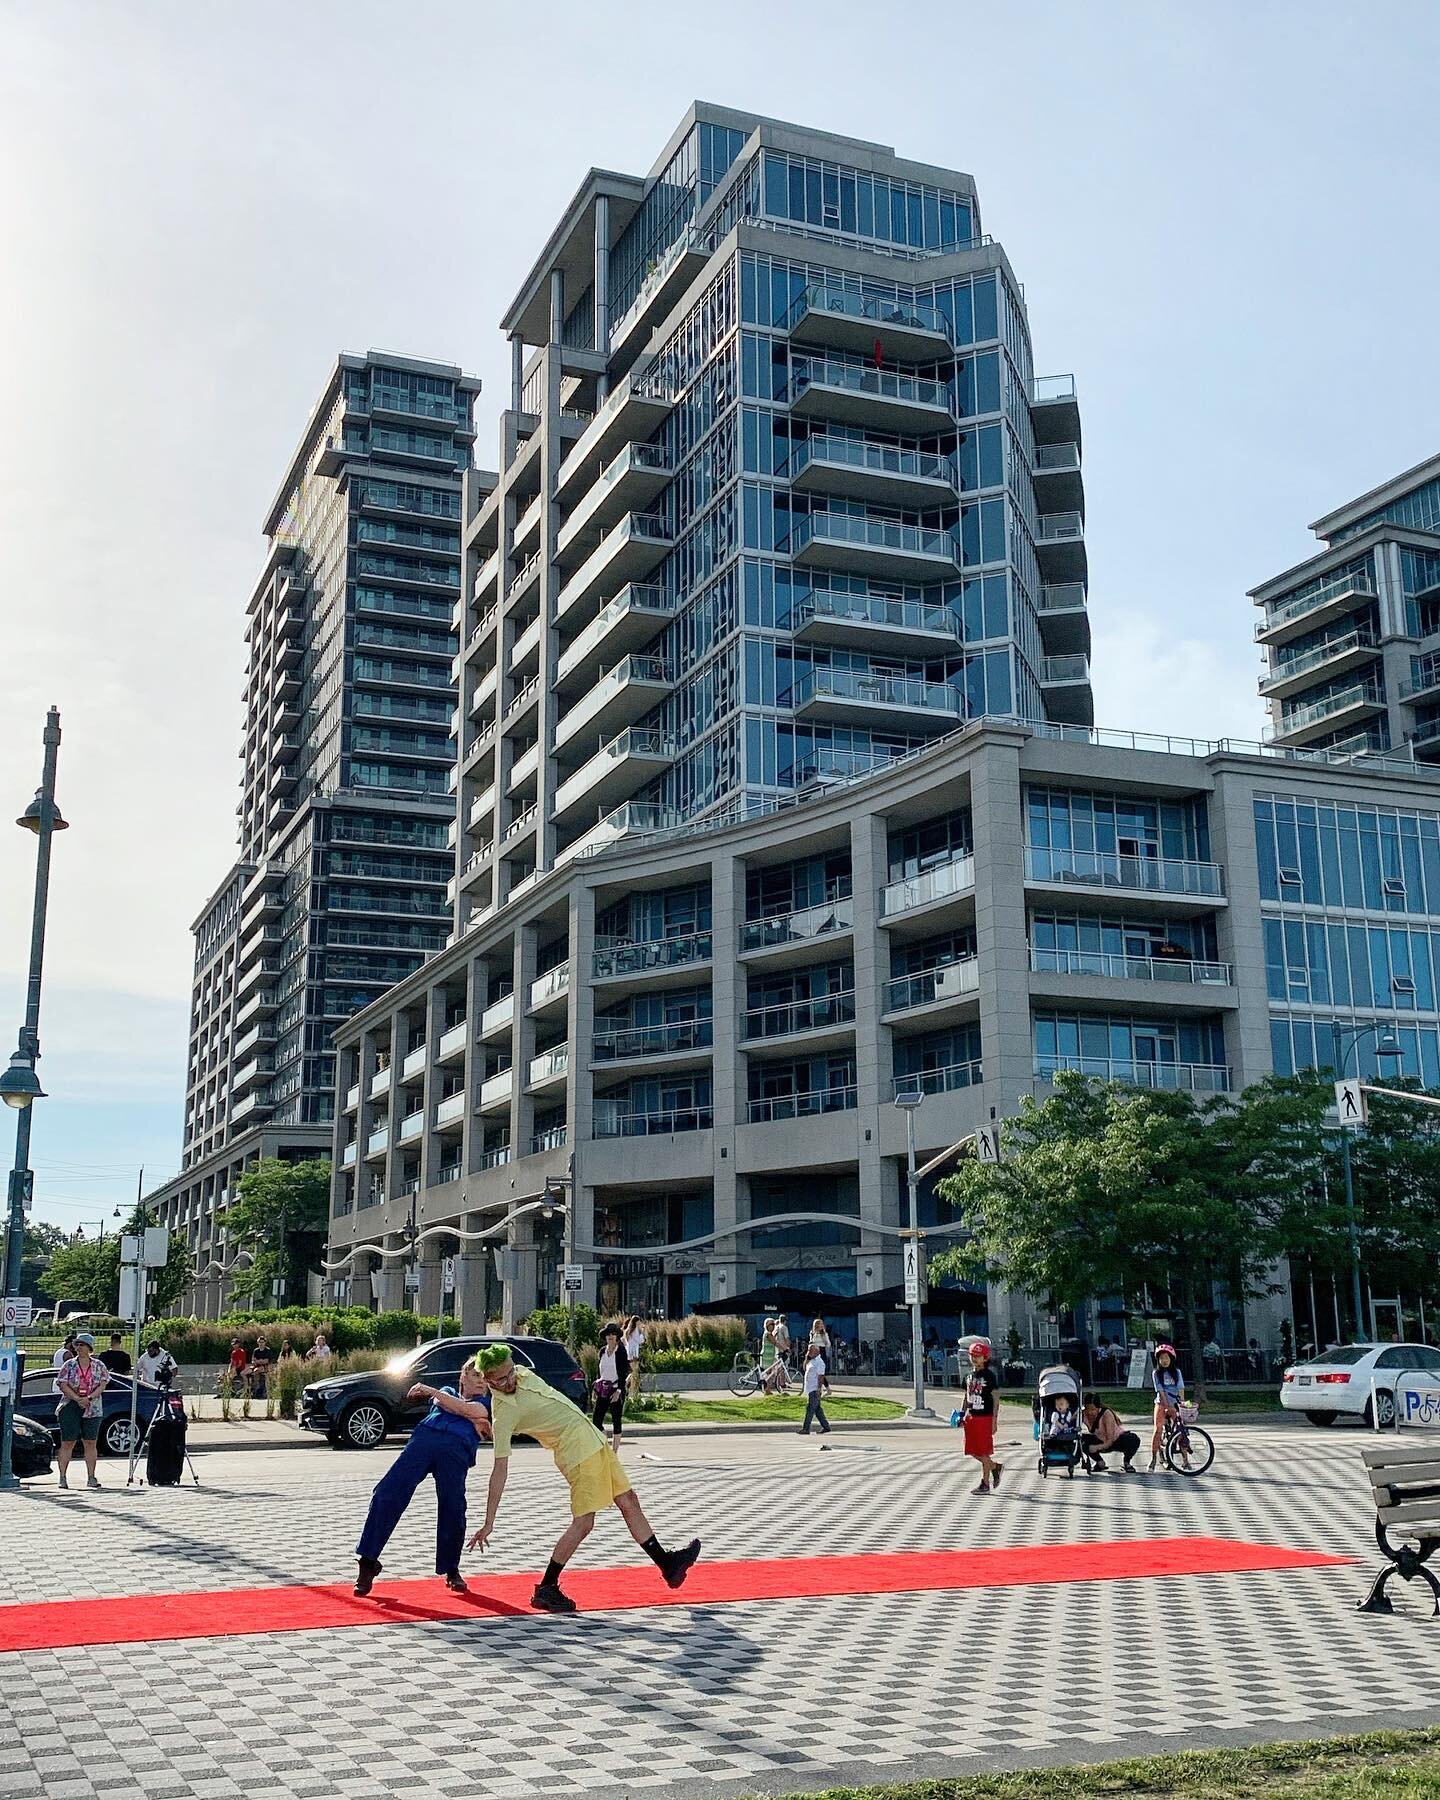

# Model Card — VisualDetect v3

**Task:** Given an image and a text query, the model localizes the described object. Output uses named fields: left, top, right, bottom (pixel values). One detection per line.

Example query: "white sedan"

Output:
left=1280, top=1341, right=1440, bottom=1427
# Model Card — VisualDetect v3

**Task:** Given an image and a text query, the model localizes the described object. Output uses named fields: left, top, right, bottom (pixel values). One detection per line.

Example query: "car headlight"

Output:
left=310, top=1385, right=341, bottom=1400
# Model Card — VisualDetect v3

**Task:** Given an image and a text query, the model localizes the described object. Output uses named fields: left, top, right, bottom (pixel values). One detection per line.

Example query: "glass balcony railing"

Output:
left=593, top=1102, right=713, bottom=1138
left=789, top=666, right=965, bottom=716
left=1024, top=845, right=1224, bottom=898
left=787, top=436, right=957, bottom=489
left=743, top=992, right=856, bottom=1040
left=591, top=1019, right=713, bottom=1061
left=1036, top=1056, right=1232, bottom=1093
left=791, top=589, right=957, bottom=638
left=529, top=964, right=571, bottom=1008
left=1029, top=947, right=1233, bottom=985
left=433, top=1091, right=466, bottom=1128
left=478, top=1144, right=512, bottom=1170
left=592, top=931, right=713, bottom=978
left=1263, top=628, right=1379, bottom=690
left=748, top=1086, right=858, bottom=1123
left=789, top=360, right=953, bottom=414
left=1034, top=441, right=1081, bottom=472
left=786, top=513, right=958, bottom=566
left=884, top=959, right=979, bottom=1011
left=531, top=1125, right=569, bottom=1155
left=528, top=1046, right=570, bottom=1084
left=1042, top=655, right=1089, bottom=684
left=740, top=895, right=853, bottom=951
left=893, top=1061, right=982, bottom=1098
left=1272, top=680, right=1384, bottom=737
left=1259, top=572, right=1377, bottom=636
left=789, top=283, right=955, bottom=344
left=1037, top=511, right=1084, bottom=542
left=1032, top=373, right=1077, bottom=403
left=880, top=854, right=975, bottom=917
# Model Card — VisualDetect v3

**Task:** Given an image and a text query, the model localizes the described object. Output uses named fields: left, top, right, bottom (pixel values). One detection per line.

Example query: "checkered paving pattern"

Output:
left=0, top=1425, right=1434, bottom=1800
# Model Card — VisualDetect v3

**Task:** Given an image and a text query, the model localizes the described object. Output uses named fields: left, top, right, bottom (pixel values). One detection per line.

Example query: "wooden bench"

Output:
left=1360, top=1442, right=1440, bottom=1615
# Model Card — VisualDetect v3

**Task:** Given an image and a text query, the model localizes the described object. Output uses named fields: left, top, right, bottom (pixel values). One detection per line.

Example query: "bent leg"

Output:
left=356, top=1434, right=435, bottom=1563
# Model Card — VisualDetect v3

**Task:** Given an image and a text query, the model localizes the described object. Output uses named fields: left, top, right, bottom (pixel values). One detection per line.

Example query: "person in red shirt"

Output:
left=228, top=1339, right=249, bottom=1395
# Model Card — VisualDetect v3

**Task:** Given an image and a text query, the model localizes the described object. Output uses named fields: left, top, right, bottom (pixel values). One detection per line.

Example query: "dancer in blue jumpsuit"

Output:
left=354, top=1360, right=492, bottom=1596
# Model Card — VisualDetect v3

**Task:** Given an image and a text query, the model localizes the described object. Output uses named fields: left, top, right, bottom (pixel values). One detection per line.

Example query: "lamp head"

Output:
left=1376, top=1030, right=1403, bottom=1065
left=894, top=1089, right=923, bottom=1113
left=17, top=791, right=68, bottom=834
left=0, top=1052, right=44, bottom=1109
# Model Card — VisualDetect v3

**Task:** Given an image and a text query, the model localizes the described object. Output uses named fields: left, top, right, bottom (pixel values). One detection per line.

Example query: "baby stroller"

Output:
left=1033, top=1363, right=1083, bottom=1478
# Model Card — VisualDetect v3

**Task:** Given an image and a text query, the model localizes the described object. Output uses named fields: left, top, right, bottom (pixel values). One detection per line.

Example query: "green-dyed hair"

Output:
left=474, top=1343, right=514, bottom=1373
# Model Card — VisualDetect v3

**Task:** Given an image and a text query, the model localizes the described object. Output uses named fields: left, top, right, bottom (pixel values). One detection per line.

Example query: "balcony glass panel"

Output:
left=748, top=1086, right=858, bottom=1123
left=1036, top=1056, right=1231, bottom=1092
left=1029, top=947, right=1232, bottom=985
left=743, top=992, right=856, bottom=1039
left=592, top=1019, right=714, bottom=1061
left=880, top=854, right=976, bottom=916
left=884, top=959, right=980, bottom=1011
left=593, top=932, right=713, bottom=977
left=593, top=1102, right=713, bottom=1137
left=741, top=897, right=853, bottom=951
left=1024, top=845, right=1223, bottom=898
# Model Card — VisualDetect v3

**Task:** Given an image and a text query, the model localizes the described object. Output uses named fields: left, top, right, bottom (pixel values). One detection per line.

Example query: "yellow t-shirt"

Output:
left=490, top=1365, right=605, bottom=1476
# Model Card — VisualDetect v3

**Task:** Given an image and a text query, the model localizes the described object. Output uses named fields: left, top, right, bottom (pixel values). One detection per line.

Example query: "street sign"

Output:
left=2, top=1297, right=33, bottom=1331
left=561, top=1263, right=583, bottom=1293
left=404, top=1268, right=421, bottom=1292
left=902, top=1240, right=922, bottom=1305
left=1125, top=1346, right=1149, bottom=1388
left=118, top=1266, right=145, bottom=1322
left=974, top=1124, right=1002, bottom=1165
left=1395, top=1372, right=1440, bottom=1428
left=442, top=1256, right=456, bottom=1296
left=1335, top=1079, right=1367, bottom=1126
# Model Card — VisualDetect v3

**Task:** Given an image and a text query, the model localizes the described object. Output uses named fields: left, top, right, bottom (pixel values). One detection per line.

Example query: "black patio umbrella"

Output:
left=862, top=1282, right=986, bottom=1318
left=692, top=1284, right=857, bottom=1317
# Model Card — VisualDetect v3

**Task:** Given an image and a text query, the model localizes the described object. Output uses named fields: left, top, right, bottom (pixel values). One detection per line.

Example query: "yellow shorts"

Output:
left=566, top=1447, right=632, bottom=1519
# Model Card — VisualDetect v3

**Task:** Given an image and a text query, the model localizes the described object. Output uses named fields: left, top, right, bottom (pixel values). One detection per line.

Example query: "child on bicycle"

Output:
left=1149, top=1342, right=1186, bottom=1470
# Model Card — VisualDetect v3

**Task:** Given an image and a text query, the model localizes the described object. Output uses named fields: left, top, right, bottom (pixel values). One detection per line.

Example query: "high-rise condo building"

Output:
left=1253, top=452, right=1440, bottom=758
left=150, top=352, right=482, bottom=1312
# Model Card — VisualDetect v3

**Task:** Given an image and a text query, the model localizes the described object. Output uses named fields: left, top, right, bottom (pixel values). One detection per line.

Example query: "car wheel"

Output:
left=1304, top=1410, right=1338, bottom=1426
left=337, top=1402, right=389, bottom=1449
left=1364, top=1389, right=1397, bottom=1430
left=102, top=1414, right=139, bottom=1458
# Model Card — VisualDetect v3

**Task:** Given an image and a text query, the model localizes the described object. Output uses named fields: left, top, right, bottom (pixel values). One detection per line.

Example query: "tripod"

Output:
left=126, top=1382, right=200, bottom=1487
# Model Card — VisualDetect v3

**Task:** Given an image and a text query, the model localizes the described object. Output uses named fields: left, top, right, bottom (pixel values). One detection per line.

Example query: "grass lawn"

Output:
left=767, top=1728, right=1440, bottom=1798
left=631, top=1394, right=907, bottom=1425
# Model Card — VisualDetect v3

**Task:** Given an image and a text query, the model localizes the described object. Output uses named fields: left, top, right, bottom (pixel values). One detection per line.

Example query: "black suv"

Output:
left=299, top=1334, right=587, bottom=1449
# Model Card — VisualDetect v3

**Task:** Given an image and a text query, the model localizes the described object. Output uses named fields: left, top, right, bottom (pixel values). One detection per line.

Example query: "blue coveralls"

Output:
left=355, top=1388, right=488, bottom=1576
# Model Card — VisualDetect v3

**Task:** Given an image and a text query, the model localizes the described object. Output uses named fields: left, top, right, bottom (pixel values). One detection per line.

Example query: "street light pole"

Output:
left=895, top=1090, right=932, bottom=1419
left=1331, top=1021, right=1403, bottom=1342
left=1, top=708, right=66, bottom=1492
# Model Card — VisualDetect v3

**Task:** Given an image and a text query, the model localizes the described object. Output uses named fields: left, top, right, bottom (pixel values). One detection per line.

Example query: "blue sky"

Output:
left=2, top=0, right=1439, bottom=1232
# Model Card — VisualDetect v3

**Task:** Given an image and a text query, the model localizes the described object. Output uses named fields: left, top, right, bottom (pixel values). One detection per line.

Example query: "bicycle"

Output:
left=1160, top=1404, right=1214, bottom=1476
left=727, top=1351, right=792, bottom=1398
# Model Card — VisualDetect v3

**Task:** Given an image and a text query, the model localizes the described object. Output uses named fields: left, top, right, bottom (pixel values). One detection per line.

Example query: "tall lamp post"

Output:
left=1, top=708, right=67, bottom=1492
left=541, top=1180, right=576, bottom=1358
left=894, top=1089, right=933, bottom=1419
left=1331, top=1021, right=1403, bottom=1341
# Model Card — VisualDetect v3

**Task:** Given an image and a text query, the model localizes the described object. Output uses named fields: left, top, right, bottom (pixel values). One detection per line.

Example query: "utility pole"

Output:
left=894, top=1090, right=932, bottom=1419
left=1, top=709, right=66, bottom=1491
left=406, top=1190, right=418, bottom=1314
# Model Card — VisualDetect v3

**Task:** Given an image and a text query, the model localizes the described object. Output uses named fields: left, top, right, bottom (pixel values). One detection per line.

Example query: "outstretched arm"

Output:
left=408, top=1383, right=491, bottom=1426
left=468, top=1458, right=509, bottom=1550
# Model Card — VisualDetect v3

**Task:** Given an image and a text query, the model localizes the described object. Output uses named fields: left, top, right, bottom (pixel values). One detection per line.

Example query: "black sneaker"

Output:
left=660, top=1539, right=702, bottom=1590
left=991, top=1463, right=1004, bottom=1491
left=443, top=1572, right=469, bottom=1594
left=354, top=1558, right=382, bottom=1597
left=531, top=1581, right=577, bottom=1614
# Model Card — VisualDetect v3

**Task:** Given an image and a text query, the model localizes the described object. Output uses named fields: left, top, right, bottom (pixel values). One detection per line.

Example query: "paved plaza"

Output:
left=0, top=1419, right=1436, bottom=1799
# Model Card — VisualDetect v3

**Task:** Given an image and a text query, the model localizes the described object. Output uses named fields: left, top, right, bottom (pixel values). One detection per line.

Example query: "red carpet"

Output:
left=0, top=1538, right=1348, bottom=1653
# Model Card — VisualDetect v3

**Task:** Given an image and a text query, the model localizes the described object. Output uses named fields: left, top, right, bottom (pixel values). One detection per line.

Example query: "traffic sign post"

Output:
left=561, top=1263, right=583, bottom=1293
left=974, top=1123, right=1002, bottom=1165
left=2, top=1297, right=32, bottom=1332
left=1335, top=1079, right=1366, bottom=1126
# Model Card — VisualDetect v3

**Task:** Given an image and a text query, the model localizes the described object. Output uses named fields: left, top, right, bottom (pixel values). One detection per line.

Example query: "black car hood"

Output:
left=304, top=1367, right=404, bottom=1395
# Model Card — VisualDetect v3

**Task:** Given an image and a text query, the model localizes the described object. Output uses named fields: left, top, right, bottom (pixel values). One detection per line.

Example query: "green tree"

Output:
left=12, top=1220, right=68, bottom=1304
left=37, top=1213, right=193, bottom=1317
left=221, top=1158, right=331, bottom=1305
left=1333, top=1081, right=1440, bottom=1328
left=930, top=1072, right=1331, bottom=1393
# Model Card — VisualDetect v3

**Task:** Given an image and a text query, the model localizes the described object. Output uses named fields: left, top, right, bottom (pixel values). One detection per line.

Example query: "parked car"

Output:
left=1280, top=1341, right=1440, bottom=1426
left=10, top=1412, right=55, bottom=1479
left=17, top=1369, right=162, bottom=1457
left=300, top=1333, right=587, bottom=1449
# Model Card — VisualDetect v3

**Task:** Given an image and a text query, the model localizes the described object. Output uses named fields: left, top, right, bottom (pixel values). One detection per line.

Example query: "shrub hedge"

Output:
left=150, top=1309, right=457, bottom=1364
left=519, top=1307, right=745, bottom=1372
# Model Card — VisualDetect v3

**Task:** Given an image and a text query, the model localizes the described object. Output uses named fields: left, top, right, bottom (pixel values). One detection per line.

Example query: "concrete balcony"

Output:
left=503, top=673, right=542, bottom=728
left=229, top=1092, right=272, bottom=1127
left=740, top=897, right=854, bottom=960
left=1040, top=654, right=1094, bottom=726
left=369, top=1066, right=392, bottom=1100
left=742, top=991, right=856, bottom=1053
left=509, top=549, right=543, bottom=606
left=1036, top=583, right=1091, bottom=658
left=341, top=1141, right=357, bottom=1169
left=791, top=589, right=960, bottom=659
left=556, top=442, right=672, bottom=560
left=1030, top=373, right=1080, bottom=445
left=527, top=1045, right=570, bottom=1091
left=555, top=369, right=675, bottom=500
left=593, top=930, right=713, bottom=982
left=1255, top=574, right=1378, bottom=647
left=365, top=1125, right=390, bottom=1161
left=528, top=963, right=571, bottom=1013
left=467, top=783, right=496, bottom=834
left=880, top=854, right=976, bottom=921
left=786, top=437, right=959, bottom=509
left=479, top=993, right=515, bottom=1040
left=398, top=1108, right=425, bottom=1144
left=786, top=512, right=958, bottom=583
left=608, top=228, right=709, bottom=367
left=231, top=1053, right=274, bottom=1095
left=555, top=585, right=675, bottom=693
left=502, top=803, right=538, bottom=846
left=507, top=742, right=541, bottom=795
left=1266, top=679, right=1387, bottom=748
left=556, top=800, right=678, bottom=867
left=434, top=1091, right=466, bottom=1132
left=1260, top=628, right=1381, bottom=701
left=552, top=727, right=675, bottom=824
left=553, top=512, right=673, bottom=630
left=509, top=613, right=543, bottom=676
left=436, top=1019, right=468, bottom=1063
left=344, top=1082, right=361, bottom=1112
left=512, top=493, right=543, bottom=560
left=787, top=283, right=953, bottom=361
left=1028, top=946, right=1236, bottom=1011
left=788, top=361, right=953, bottom=433
left=468, top=665, right=499, bottom=721
left=477, top=1068, right=514, bottom=1114
left=554, top=654, right=674, bottom=752
left=882, top=958, right=980, bottom=1020
left=236, top=954, right=281, bottom=998
left=1035, top=1056, right=1231, bottom=1093
left=1031, top=440, right=1083, bottom=513
left=1034, top=511, right=1087, bottom=583
left=1024, top=845, right=1224, bottom=905
left=788, top=666, right=964, bottom=730
left=401, top=1045, right=427, bottom=1084
left=593, top=1100, right=714, bottom=1139
left=591, top=1018, right=713, bottom=1065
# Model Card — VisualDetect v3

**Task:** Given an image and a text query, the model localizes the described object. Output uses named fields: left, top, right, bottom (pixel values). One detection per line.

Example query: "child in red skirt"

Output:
left=960, top=1339, right=1004, bottom=1495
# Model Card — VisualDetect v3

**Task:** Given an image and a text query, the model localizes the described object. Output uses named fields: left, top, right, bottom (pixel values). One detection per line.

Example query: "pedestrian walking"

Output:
left=592, top=1323, right=630, bottom=1446
left=354, top=1360, right=493, bottom=1597
left=959, top=1339, right=1004, bottom=1495
left=759, top=1317, right=789, bottom=1394
left=807, top=1317, right=831, bottom=1372
left=799, top=1344, right=831, bottom=1435
left=100, top=1333, right=132, bottom=1377
left=56, top=1332, right=110, bottom=1490
left=622, top=1314, right=645, bottom=1401
left=466, top=1342, right=700, bottom=1614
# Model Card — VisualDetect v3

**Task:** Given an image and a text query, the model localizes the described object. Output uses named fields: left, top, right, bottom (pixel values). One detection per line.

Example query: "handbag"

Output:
left=592, top=1379, right=616, bottom=1404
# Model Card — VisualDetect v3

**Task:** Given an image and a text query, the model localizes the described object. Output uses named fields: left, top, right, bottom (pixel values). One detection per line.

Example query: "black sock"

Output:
left=639, top=1534, right=668, bottom=1568
left=542, top=1558, right=565, bottom=1588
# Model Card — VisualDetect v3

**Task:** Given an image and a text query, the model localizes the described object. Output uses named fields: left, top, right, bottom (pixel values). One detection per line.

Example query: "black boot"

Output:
left=354, top=1558, right=382, bottom=1597
left=531, top=1580, right=577, bottom=1613
left=443, top=1571, right=469, bottom=1594
left=659, top=1539, right=702, bottom=1590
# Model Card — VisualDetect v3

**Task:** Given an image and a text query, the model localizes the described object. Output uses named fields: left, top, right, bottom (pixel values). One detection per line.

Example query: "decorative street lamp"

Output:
left=1, top=708, right=67, bottom=1492
left=894, top=1088, right=933, bottom=1419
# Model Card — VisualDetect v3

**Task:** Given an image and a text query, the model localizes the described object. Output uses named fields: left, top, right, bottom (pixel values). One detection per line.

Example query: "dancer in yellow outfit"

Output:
left=465, top=1342, right=700, bottom=1613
